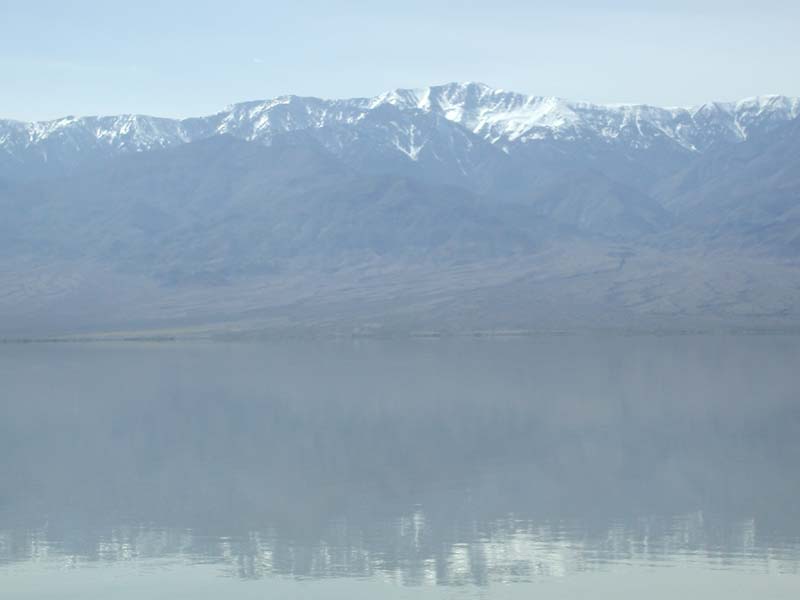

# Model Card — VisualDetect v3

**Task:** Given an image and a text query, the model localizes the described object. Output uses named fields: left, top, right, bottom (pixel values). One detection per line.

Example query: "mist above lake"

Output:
left=1, top=335, right=799, bottom=598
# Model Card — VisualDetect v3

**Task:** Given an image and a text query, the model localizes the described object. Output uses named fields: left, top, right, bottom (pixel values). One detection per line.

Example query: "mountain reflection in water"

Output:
left=1, top=336, right=799, bottom=587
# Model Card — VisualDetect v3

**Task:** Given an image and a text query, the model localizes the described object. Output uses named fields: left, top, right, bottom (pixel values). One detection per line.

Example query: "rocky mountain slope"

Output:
left=1, top=83, right=798, bottom=337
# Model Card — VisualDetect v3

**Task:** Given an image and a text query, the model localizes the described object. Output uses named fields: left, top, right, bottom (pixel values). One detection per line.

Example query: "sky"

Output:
left=2, top=0, right=799, bottom=121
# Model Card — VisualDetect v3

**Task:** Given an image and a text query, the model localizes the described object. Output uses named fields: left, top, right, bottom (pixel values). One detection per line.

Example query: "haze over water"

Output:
left=1, top=335, right=799, bottom=598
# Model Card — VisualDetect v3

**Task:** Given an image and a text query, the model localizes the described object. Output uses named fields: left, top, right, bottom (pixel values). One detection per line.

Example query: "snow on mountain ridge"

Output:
left=1, top=84, right=798, bottom=167
left=377, top=84, right=800, bottom=151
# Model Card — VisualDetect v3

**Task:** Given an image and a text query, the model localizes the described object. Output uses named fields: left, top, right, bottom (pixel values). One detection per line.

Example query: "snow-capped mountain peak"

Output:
left=1, top=83, right=798, bottom=180
left=391, top=84, right=800, bottom=151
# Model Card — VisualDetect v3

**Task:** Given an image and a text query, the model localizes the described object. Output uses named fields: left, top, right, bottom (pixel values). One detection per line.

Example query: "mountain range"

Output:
left=1, top=82, right=799, bottom=337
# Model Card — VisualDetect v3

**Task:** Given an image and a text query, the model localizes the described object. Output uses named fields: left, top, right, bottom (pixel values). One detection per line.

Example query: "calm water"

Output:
left=1, top=336, right=799, bottom=599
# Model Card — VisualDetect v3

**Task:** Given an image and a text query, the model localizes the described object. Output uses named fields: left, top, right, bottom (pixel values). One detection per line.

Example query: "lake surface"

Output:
left=1, top=336, right=799, bottom=598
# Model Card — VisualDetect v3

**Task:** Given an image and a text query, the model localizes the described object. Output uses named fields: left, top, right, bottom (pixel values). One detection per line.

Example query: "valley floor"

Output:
left=3, top=243, right=800, bottom=340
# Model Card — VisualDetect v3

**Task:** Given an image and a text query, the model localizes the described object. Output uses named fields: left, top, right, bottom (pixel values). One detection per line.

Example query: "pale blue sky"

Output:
left=2, top=0, right=799, bottom=121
